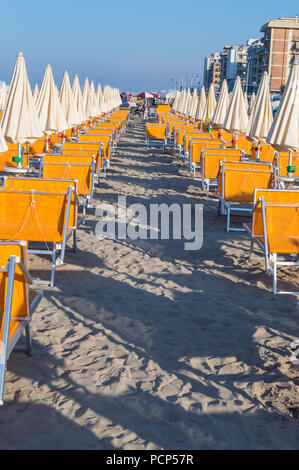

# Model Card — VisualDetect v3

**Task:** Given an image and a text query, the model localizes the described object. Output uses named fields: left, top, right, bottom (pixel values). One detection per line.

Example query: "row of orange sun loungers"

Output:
left=146, top=109, right=299, bottom=298
left=0, top=108, right=130, bottom=404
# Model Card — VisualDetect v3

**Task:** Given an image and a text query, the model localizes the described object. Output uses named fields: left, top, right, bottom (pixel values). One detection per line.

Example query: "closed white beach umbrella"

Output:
left=1, top=52, right=43, bottom=145
left=247, top=72, right=273, bottom=142
left=0, top=126, right=7, bottom=152
left=59, top=71, right=80, bottom=127
left=178, top=89, right=186, bottom=114
left=90, top=80, right=100, bottom=116
left=172, top=90, right=180, bottom=111
left=189, top=89, right=198, bottom=118
left=195, top=86, right=206, bottom=121
left=82, top=78, right=90, bottom=114
left=36, top=64, right=68, bottom=134
left=183, top=88, right=191, bottom=115
left=202, top=83, right=216, bottom=124
left=32, top=83, right=39, bottom=104
left=223, top=76, right=248, bottom=134
left=72, top=75, right=85, bottom=123
left=267, top=62, right=299, bottom=152
left=0, top=81, right=8, bottom=112
left=212, top=79, right=229, bottom=128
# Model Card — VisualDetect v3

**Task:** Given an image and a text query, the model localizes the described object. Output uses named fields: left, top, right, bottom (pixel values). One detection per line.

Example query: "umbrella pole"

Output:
left=45, top=133, right=49, bottom=153
left=256, top=142, right=261, bottom=161
left=287, top=151, right=294, bottom=178
left=17, top=142, right=22, bottom=169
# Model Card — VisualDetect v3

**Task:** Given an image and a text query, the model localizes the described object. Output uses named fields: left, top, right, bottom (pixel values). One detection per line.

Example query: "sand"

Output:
left=0, top=117, right=298, bottom=450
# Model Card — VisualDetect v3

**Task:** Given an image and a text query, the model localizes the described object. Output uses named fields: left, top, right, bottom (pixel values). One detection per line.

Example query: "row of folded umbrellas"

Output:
left=171, top=62, right=299, bottom=152
left=0, top=52, right=122, bottom=152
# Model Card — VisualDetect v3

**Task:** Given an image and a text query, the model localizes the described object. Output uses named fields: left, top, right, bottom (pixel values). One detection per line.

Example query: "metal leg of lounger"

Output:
left=87, top=161, right=95, bottom=209
left=50, top=244, right=57, bottom=287
left=24, top=324, right=32, bottom=356
left=0, top=256, right=15, bottom=405
left=273, top=258, right=278, bottom=295
left=248, top=239, right=254, bottom=260
left=56, top=187, right=73, bottom=267
left=226, top=205, right=231, bottom=232
left=73, top=230, right=77, bottom=253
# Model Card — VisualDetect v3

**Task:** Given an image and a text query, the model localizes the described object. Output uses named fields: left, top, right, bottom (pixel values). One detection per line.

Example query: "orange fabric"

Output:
left=146, top=124, right=167, bottom=140
left=43, top=155, right=94, bottom=196
left=202, top=149, right=243, bottom=179
left=218, top=166, right=273, bottom=203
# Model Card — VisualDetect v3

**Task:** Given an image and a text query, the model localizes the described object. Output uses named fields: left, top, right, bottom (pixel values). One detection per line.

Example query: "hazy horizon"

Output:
left=0, top=0, right=298, bottom=93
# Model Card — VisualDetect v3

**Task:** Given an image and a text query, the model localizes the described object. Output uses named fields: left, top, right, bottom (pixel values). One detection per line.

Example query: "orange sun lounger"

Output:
left=146, top=123, right=167, bottom=150
left=200, top=148, right=244, bottom=197
left=189, top=139, right=223, bottom=178
left=0, top=241, right=43, bottom=405
left=40, top=154, right=95, bottom=216
left=59, top=142, right=104, bottom=180
left=0, top=179, right=78, bottom=286
left=244, top=189, right=299, bottom=294
left=217, top=161, right=274, bottom=231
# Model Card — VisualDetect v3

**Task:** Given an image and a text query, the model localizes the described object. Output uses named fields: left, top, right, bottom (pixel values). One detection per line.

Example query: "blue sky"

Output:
left=0, top=0, right=298, bottom=92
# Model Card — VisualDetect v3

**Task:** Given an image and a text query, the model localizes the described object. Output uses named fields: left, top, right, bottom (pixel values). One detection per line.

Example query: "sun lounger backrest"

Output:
left=42, top=155, right=94, bottom=196
left=236, top=135, right=253, bottom=155
left=252, top=189, right=299, bottom=243
left=0, top=177, right=78, bottom=228
left=0, top=188, right=75, bottom=242
left=146, top=124, right=167, bottom=140
left=218, top=164, right=273, bottom=203
left=0, top=242, right=30, bottom=325
left=251, top=143, right=275, bottom=163
left=190, top=141, right=222, bottom=164
left=202, top=149, right=243, bottom=179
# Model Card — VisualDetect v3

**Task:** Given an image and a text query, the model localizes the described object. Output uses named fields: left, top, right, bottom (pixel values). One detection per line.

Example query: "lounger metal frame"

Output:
left=218, top=163, right=276, bottom=231
left=0, top=187, right=75, bottom=287
left=0, top=247, right=43, bottom=404
left=244, top=196, right=299, bottom=295
left=39, top=157, right=95, bottom=220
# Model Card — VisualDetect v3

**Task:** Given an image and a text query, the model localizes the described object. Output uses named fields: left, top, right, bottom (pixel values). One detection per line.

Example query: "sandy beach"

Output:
left=0, top=117, right=298, bottom=450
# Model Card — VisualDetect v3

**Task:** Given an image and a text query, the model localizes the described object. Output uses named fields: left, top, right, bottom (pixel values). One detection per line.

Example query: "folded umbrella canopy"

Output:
left=36, top=64, right=68, bottom=134
left=97, top=88, right=105, bottom=115
left=72, top=75, right=86, bottom=123
left=59, top=71, right=80, bottom=127
left=177, top=89, right=186, bottom=114
left=82, top=78, right=90, bottom=114
left=212, top=79, right=229, bottom=128
left=202, top=83, right=216, bottom=124
left=0, top=126, right=7, bottom=152
left=189, top=89, right=198, bottom=118
left=32, top=83, right=39, bottom=104
left=195, top=86, right=206, bottom=121
left=183, top=88, right=191, bottom=115
left=1, top=52, right=43, bottom=146
left=247, top=72, right=273, bottom=143
left=172, top=90, right=180, bottom=112
left=0, top=81, right=8, bottom=112
left=90, top=80, right=100, bottom=116
left=223, top=76, right=248, bottom=134
left=267, top=62, right=299, bottom=152
left=82, top=78, right=95, bottom=119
